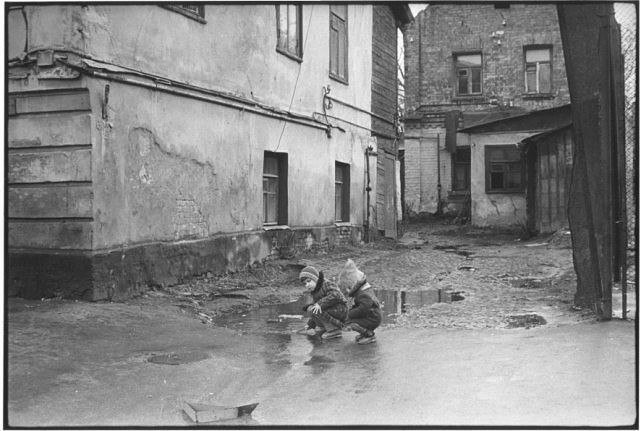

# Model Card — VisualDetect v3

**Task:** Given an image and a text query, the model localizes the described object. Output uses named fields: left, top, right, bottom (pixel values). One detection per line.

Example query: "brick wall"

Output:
left=372, top=5, right=398, bottom=149
left=404, top=4, right=570, bottom=116
left=401, top=4, right=571, bottom=220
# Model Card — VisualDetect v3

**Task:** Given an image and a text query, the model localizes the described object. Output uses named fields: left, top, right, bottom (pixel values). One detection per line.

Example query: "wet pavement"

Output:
left=5, top=222, right=638, bottom=427
left=6, top=297, right=636, bottom=427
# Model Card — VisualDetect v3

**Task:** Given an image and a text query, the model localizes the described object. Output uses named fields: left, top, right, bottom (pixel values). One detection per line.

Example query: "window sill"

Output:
left=522, top=93, right=555, bottom=100
left=161, top=5, right=207, bottom=24
left=334, top=221, right=352, bottom=227
left=485, top=190, right=524, bottom=195
left=452, top=95, right=486, bottom=104
left=263, top=225, right=291, bottom=231
left=329, top=73, right=349, bottom=85
left=276, top=47, right=303, bottom=63
left=448, top=190, right=470, bottom=198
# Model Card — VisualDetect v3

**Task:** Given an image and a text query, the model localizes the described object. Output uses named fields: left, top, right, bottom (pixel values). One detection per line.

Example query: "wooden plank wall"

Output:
left=535, top=128, right=573, bottom=234
left=8, top=89, right=93, bottom=250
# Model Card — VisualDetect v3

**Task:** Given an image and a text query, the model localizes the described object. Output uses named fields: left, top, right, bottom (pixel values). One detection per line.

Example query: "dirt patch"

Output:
left=505, top=314, right=547, bottom=329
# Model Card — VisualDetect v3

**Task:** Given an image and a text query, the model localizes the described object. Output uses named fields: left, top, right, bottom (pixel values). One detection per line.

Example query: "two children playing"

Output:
left=299, top=259, right=381, bottom=345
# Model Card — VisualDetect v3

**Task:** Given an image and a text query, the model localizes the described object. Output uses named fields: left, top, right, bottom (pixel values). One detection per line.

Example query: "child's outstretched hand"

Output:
left=309, top=303, right=322, bottom=314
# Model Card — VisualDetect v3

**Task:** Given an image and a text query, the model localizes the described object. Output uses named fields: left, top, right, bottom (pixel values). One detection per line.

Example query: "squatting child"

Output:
left=298, top=266, right=348, bottom=340
left=338, top=259, right=382, bottom=345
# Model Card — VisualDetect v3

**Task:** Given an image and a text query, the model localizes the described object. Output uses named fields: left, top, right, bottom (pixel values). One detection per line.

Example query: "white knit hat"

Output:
left=337, top=259, right=365, bottom=292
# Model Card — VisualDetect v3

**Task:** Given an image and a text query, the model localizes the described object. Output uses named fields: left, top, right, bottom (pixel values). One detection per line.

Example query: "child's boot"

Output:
left=349, top=323, right=367, bottom=342
left=356, top=330, right=376, bottom=344
left=321, top=329, right=342, bottom=340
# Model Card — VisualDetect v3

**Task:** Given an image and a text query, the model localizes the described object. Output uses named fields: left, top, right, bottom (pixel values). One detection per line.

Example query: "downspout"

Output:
left=436, top=133, right=442, bottom=214
left=364, top=145, right=373, bottom=242
left=418, top=13, right=423, bottom=106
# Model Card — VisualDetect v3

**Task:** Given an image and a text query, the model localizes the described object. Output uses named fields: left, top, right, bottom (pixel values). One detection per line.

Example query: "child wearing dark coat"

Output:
left=298, top=266, right=348, bottom=340
left=338, top=259, right=382, bottom=344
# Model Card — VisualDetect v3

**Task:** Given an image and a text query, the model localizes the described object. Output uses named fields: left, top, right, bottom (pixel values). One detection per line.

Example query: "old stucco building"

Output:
left=7, top=4, right=411, bottom=299
left=402, top=3, right=571, bottom=228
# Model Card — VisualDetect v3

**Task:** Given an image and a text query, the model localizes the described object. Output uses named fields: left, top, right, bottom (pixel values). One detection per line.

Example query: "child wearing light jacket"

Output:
left=338, top=259, right=382, bottom=344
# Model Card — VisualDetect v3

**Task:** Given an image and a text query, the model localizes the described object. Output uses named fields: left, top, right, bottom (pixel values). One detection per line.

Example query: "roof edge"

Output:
left=391, top=3, right=414, bottom=27
left=458, top=103, right=572, bottom=133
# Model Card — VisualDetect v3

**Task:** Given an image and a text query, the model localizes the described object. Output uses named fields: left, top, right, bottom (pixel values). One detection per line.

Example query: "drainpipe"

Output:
left=436, top=133, right=442, bottom=215
left=364, top=145, right=373, bottom=242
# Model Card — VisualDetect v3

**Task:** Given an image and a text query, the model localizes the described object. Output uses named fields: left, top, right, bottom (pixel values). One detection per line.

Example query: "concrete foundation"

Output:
left=8, top=225, right=362, bottom=300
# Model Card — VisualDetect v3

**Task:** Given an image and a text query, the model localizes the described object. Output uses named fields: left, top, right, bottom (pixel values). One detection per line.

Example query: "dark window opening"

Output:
left=335, top=162, right=350, bottom=222
left=452, top=147, right=471, bottom=191
left=276, top=5, right=303, bottom=60
left=524, top=46, right=552, bottom=94
left=263, top=152, right=288, bottom=225
left=455, top=53, right=482, bottom=96
left=330, top=5, right=348, bottom=83
left=485, top=145, right=524, bottom=193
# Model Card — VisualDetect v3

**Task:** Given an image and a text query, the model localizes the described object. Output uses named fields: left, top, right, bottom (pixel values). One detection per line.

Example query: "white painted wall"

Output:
left=468, top=132, right=537, bottom=227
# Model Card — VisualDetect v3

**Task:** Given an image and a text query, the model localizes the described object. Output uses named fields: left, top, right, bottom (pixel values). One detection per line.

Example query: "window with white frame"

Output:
left=276, top=5, right=303, bottom=60
left=524, top=46, right=552, bottom=94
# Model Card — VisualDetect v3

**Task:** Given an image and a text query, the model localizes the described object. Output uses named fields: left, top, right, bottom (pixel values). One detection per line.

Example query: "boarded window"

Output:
left=330, top=5, right=348, bottom=83
left=455, top=53, right=482, bottom=95
left=335, top=162, right=350, bottom=222
left=452, top=147, right=471, bottom=191
left=263, top=152, right=288, bottom=225
left=276, top=5, right=303, bottom=59
left=524, top=47, right=552, bottom=93
left=485, top=145, right=524, bottom=193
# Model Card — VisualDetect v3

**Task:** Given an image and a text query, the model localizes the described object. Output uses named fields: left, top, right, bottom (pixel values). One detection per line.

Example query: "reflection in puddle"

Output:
left=375, top=288, right=464, bottom=323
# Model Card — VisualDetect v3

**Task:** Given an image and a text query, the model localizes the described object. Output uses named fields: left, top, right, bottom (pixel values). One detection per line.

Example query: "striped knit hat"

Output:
left=299, top=266, right=319, bottom=283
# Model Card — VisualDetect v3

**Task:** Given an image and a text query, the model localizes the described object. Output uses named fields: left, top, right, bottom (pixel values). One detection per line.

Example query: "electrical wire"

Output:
left=273, top=5, right=314, bottom=153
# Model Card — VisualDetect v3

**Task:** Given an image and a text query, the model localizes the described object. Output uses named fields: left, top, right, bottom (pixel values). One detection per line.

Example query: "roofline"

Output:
left=520, top=123, right=573, bottom=145
left=458, top=103, right=572, bottom=133
left=391, top=3, right=414, bottom=27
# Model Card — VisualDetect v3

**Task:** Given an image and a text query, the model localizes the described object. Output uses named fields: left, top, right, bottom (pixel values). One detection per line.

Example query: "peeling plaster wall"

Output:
left=8, top=4, right=378, bottom=298
left=90, top=79, right=370, bottom=251
left=469, top=132, right=536, bottom=227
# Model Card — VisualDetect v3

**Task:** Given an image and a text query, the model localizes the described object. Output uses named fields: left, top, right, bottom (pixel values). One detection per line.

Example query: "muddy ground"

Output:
left=7, top=220, right=636, bottom=427
left=81, top=220, right=634, bottom=330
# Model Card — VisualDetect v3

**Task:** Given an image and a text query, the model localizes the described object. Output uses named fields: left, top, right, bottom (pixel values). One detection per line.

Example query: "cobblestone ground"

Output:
left=151, top=221, right=635, bottom=330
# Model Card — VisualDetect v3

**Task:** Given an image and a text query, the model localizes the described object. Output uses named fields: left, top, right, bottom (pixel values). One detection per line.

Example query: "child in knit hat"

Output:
left=298, top=265, right=348, bottom=340
left=338, top=259, right=382, bottom=344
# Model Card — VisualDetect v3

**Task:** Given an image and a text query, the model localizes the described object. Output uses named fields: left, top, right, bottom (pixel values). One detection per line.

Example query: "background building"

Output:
left=401, top=3, right=571, bottom=227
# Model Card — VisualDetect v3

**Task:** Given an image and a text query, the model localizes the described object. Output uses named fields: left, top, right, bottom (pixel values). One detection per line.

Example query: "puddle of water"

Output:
left=505, top=314, right=547, bottom=328
left=433, top=245, right=474, bottom=257
left=214, top=288, right=466, bottom=332
left=213, top=295, right=311, bottom=333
